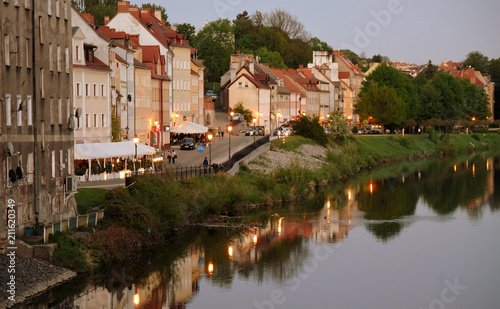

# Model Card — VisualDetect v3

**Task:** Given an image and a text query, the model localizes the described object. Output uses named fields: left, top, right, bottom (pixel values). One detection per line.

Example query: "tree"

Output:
left=141, top=3, right=170, bottom=26
left=309, top=37, right=332, bottom=51
left=175, top=23, right=196, bottom=42
left=461, top=79, right=491, bottom=120
left=328, top=110, right=350, bottom=142
left=255, top=47, right=286, bottom=69
left=463, top=51, right=490, bottom=73
left=233, top=102, right=253, bottom=124
left=427, top=72, right=466, bottom=120
left=263, top=9, right=310, bottom=41
left=355, top=84, right=406, bottom=132
left=419, top=83, right=445, bottom=120
left=421, top=60, right=440, bottom=80
left=292, top=115, right=328, bottom=146
left=194, top=19, right=234, bottom=82
left=362, top=64, right=419, bottom=120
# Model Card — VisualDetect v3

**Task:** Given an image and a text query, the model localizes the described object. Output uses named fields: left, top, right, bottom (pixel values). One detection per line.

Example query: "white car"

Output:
left=232, top=113, right=242, bottom=121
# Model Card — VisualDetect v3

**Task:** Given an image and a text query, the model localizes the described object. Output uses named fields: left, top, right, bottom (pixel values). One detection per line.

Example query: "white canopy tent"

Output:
left=74, top=141, right=157, bottom=160
left=170, top=122, right=209, bottom=134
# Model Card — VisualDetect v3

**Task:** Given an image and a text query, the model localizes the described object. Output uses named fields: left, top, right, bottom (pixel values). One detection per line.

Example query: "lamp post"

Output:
left=252, top=118, right=257, bottom=142
left=133, top=136, right=139, bottom=176
left=154, top=120, right=160, bottom=152
left=228, top=126, right=232, bottom=159
left=207, top=133, right=213, bottom=166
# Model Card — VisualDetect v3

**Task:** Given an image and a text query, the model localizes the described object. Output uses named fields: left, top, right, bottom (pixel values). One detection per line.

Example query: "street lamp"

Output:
left=133, top=136, right=139, bottom=176
left=154, top=120, right=160, bottom=152
left=277, top=113, right=281, bottom=131
left=252, top=118, right=257, bottom=142
left=207, top=133, right=213, bottom=166
left=228, top=126, right=233, bottom=160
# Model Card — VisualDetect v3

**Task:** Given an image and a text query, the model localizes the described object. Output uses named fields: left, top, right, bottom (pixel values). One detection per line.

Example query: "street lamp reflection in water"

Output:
left=208, top=262, right=214, bottom=275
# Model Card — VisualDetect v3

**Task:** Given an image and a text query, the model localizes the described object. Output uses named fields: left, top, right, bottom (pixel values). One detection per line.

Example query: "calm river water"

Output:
left=22, top=153, right=500, bottom=309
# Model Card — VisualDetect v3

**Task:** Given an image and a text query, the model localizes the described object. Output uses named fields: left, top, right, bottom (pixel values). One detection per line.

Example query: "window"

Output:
left=101, top=113, right=106, bottom=127
left=40, top=68, right=45, bottom=98
left=85, top=83, right=89, bottom=96
left=51, top=151, right=55, bottom=178
left=58, top=97, right=62, bottom=124
left=93, top=84, right=97, bottom=96
left=48, top=0, right=51, bottom=16
left=76, top=82, right=81, bottom=96
left=49, top=43, right=53, bottom=71
left=101, top=84, right=105, bottom=97
left=67, top=149, right=73, bottom=175
left=16, top=36, right=21, bottom=67
left=39, top=17, right=43, bottom=44
left=4, top=34, right=10, bottom=66
left=27, top=95, right=32, bottom=125
left=65, top=46, right=69, bottom=72
left=49, top=97, right=54, bottom=124
left=59, top=150, right=63, bottom=174
left=93, top=114, right=97, bottom=127
left=57, top=45, right=61, bottom=72
left=55, top=0, right=59, bottom=17
left=5, top=94, right=12, bottom=126
left=237, top=82, right=242, bottom=88
left=41, top=121, right=45, bottom=149
left=17, top=95, right=22, bottom=126
left=75, top=45, right=79, bottom=61
left=66, top=98, right=71, bottom=120
left=85, top=114, right=90, bottom=128
left=26, top=38, right=30, bottom=68
left=27, top=153, right=34, bottom=183
left=245, top=82, right=249, bottom=88
left=192, top=77, right=197, bottom=87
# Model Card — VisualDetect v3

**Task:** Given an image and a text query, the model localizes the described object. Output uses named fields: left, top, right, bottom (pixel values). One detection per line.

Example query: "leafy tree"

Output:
left=421, top=60, right=440, bottom=80
left=175, top=23, right=196, bottom=42
left=355, top=83, right=406, bottom=132
left=339, top=49, right=361, bottom=65
left=427, top=72, right=466, bottom=120
left=111, top=114, right=121, bottom=142
left=233, top=102, right=253, bottom=124
left=463, top=51, right=490, bottom=73
left=461, top=79, right=491, bottom=120
left=419, top=83, right=444, bottom=120
left=141, top=3, right=170, bottom=26
left=255, top=47, right=287, bottom=69
left=362, top=64, right=419, bottom=120
left=327, top=110, right=350, bottom=142
left=371, top=54, right=383, bottom=63
left=194, top=19, right=234, bottom=82
left=292, top=115, right=328, bottom=146
left=309, top=37, right=332, bottom=51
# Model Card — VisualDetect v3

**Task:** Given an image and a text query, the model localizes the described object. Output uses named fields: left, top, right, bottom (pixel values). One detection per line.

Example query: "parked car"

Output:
left=181, top=138, right=195, bottom=150
left=232, top=113, right=242, bottom=121
left=239, top=127, right=255, bottom=136
left=367, top=129, right=382, bottom=134
left=250, top=126, right=265, bottom=136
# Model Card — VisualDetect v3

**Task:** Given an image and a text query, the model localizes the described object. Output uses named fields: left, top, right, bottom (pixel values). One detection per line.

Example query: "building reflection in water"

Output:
left=69, top=156, right=497, bottom=309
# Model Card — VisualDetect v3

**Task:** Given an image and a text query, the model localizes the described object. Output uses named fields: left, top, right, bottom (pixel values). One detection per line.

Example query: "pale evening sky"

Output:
left=129, top=0, right=500, bottom=65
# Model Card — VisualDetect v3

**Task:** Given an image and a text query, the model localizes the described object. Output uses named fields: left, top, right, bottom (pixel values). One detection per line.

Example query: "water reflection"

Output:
left=21, top=154, right=500, bottom=308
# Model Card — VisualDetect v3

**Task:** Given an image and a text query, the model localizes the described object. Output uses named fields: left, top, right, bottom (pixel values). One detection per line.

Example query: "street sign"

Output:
left=197, top=145, right=204, bottom=152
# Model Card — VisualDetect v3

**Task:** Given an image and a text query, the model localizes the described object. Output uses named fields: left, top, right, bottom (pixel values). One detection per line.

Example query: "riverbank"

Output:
left=0, top=254, right=76, bottom=308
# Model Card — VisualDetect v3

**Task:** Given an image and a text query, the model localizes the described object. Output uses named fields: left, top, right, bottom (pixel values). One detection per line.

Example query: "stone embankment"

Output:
left=0, top=254, right=76, bottom=308
left=247, top=144, right=328, bottom=173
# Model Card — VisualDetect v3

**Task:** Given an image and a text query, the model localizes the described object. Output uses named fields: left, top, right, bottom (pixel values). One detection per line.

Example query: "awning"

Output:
left=170, top=122, right=208, bottom=134
left=74, top=141, right=157, bottom=160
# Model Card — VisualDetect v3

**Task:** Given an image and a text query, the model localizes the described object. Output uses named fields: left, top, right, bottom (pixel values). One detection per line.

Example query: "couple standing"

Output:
left=167, top=149, right=177, bottom=164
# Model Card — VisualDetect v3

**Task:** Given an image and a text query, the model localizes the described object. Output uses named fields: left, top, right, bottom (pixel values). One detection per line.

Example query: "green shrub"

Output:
left=351, top=126, right=359, bottom=134
left=49, top=232, right=89, bottom=272
left=292, top=115, right=328, bottom=146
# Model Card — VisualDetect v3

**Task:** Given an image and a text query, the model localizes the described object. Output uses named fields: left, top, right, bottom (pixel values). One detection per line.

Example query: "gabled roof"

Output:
left=227, top=67, right=270, bottom=89
left=339, top=72, right=350, bottom=80
left=270, top=68, right=302, bottom=94
left=134, top=58, right=151, bottom=70
left=73, top=55, right=111, bottom=71
left=333, top=51, right=364, bottom=76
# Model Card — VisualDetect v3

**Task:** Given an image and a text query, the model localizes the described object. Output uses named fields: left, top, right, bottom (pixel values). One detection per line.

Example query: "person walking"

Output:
left=218, top=127, right=222, bottom=138
left=167, top=149, right=172, bottom=164
left=203, top=157, right=209, bottom=174
left=171, top=150, right=177, bottom=164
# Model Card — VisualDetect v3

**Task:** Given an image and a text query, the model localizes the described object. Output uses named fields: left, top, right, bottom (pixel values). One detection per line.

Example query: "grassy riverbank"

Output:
left=56, top=132, right=500, bottom=272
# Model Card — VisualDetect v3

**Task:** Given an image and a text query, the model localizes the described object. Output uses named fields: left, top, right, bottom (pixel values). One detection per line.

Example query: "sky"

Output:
left=129, top=0, right=500, bottom=65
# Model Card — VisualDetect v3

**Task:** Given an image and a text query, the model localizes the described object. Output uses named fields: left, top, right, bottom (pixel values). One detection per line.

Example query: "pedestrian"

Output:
left=218, top=127, right=222, bottom=138
left=203, top=156, right=208, bottom=174
left=172, top=150, right=177, bottom=164
left=167, top=149, right=172, bottom=164
left=221, top=129, right=224, bottom=138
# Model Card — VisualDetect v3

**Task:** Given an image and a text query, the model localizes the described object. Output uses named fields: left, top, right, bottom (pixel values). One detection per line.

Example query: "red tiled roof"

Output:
left=339, top=72, right=350, bottom=80
left=270, top=68, right=301, bottom=93
left=74, top=55, right=111, bottom=71
left=332, top=50, right=364, bottom=76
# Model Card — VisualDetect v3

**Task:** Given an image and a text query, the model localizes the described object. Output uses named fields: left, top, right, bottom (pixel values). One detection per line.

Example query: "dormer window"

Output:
left=84, top=44, right=96, bottom=62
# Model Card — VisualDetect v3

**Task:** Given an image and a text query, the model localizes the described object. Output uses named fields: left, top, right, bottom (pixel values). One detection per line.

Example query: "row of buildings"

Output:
left=220, top=51, right=365, bottom=133
left=0, top=0, right=210, bottom=243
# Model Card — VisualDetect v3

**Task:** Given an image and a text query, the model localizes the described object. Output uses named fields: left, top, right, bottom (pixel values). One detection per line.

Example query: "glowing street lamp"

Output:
left=228, top=126, right=233, bottom=159
left=207, top=133, right=213, bottom=166
left=133, top=136, right=139, bottom=175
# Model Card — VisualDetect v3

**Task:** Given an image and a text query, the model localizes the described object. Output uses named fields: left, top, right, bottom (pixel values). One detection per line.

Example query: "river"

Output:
left=19, top=153, right=500, bottom=309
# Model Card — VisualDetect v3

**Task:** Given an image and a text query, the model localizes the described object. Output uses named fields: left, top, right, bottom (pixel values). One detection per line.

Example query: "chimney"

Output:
left=128, top=7, right=140, bottom=20
left=117, top=1, right=130, bottom=12
left=81, top=13, right=95, bottom=25
left=154, top=10, right=162, bottom=21
left=141, top=9, right=152, bottom=22
left=104, top=16, right=110, bottom=25
left=249, top=61, right=255, bottom=74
